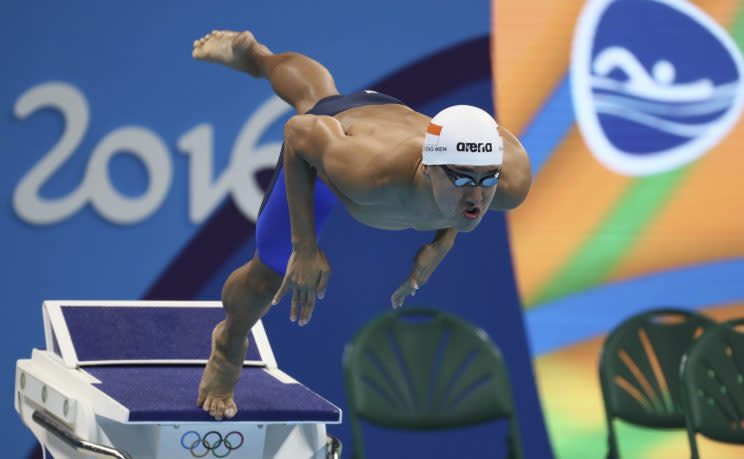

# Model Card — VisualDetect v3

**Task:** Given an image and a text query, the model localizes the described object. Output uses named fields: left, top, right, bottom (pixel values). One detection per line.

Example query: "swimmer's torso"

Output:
left=313, top=104, right=450, bottom=231
left=290, top=102, right=525, bottom=231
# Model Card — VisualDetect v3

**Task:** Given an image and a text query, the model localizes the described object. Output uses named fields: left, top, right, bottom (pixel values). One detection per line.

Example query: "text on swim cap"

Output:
left=456, top=142, right=493, bottom=153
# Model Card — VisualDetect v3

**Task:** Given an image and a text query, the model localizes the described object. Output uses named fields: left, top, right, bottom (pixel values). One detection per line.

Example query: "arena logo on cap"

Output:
left=571, top=0, right=744, bottom=176
left=456, top=142, right=493, bottom=153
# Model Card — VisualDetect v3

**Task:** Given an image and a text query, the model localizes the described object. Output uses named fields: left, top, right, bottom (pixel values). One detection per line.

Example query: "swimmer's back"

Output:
left=334, top=102, right=431, bottom=140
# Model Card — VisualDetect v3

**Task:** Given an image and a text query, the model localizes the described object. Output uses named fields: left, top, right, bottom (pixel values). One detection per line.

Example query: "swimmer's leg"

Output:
left=193, top=30, right=340, bottom=114
left=197, top=254, right=282, bottom=420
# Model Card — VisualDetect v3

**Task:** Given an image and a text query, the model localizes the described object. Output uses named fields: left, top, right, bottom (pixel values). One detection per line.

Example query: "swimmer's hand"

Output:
left=272, top=247, right=331, bottom=326
left=391, top=240, right=451, bottom=309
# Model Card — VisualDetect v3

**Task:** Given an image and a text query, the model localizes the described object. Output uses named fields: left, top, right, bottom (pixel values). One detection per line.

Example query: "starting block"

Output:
left=15, top=301, right=342, bottom=459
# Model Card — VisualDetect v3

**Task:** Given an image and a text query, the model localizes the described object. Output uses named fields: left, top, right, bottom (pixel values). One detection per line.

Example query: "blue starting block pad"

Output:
left=15, top=301, right=342, bottom=459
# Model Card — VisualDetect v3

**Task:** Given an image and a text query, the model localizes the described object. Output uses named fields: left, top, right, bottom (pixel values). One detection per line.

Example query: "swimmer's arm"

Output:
left=273, top=115, right=341, bottom=323
left=282, top=115, right=328, bottom=252
left=289, top=114, right=394, bottom=205
left=432, top=227, right=457, bottom=251
left=489, top=126, right=532, bottom=211
left=391, top=228, right=457, bottom=308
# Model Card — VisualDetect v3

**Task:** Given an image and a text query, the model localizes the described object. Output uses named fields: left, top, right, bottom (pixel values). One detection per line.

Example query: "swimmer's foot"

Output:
left=197, top=321, right=247, bottom=420
left=192, top=30, right=271, bottom=77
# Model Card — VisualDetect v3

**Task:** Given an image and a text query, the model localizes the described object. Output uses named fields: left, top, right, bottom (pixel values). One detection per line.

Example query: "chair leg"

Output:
left=506, top=416, right=524, bottom=459
left=606, top=417, right=619, bottom=459
left=687, top=429, right=699, bottom=459
left=349, top=412, right=366, bottom=459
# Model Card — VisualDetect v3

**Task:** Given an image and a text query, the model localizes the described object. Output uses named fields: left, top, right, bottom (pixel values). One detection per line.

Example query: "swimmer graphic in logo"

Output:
left=191, top=30, right=531, bottom=420
left=571, top=0, right=744, bottom=176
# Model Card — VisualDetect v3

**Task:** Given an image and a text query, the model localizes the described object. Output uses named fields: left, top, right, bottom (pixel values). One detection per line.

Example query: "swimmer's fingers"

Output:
left=392, top=280, right=415, bottom=308
left=272, top=276, right=291, bottom=306
left=299, top=293, right=316, bottom=326
left=391, top=278, right=418, bottom=309
left=299, top=286, right=312, bottom=323
left=390, top=288, right=403, bottom=309
left=290, top=285, right=301, bottom=322
left=299, top=268, right=323, bottom=325
left=317, top=267, right=330, bottom=300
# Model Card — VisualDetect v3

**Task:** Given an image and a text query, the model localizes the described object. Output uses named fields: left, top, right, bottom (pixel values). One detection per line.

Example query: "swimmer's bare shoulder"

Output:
left=490, top=126, right=532, bottom=211
left=284, top=114, right=420, bottom=205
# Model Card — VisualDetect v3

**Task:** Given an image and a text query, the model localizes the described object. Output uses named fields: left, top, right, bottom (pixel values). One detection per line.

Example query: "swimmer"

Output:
left=192, top=30, right=531, bottom=420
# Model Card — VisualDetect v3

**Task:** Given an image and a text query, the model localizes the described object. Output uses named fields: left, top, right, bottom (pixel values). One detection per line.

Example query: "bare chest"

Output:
left=331, top=188, right=446, bottom=231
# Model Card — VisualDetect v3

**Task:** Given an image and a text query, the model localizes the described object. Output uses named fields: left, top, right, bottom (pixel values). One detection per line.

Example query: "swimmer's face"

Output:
left=425, top=164, right=500, bottom=232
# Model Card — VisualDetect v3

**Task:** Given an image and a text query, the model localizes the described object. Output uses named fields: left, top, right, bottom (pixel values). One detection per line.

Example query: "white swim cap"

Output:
left=422, top=105, right=504, bottom=166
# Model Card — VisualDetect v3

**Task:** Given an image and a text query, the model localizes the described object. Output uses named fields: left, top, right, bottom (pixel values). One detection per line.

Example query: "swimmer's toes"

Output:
left=201, top=397, right=209, bottom=411
left=210, top=399, right=226, bottom=420
left=231, top=31, right=256, bottom=50
left=225, top=400, right=238, bottom=419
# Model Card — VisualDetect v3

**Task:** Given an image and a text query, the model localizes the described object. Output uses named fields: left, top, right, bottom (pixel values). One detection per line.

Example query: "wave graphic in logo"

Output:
left=571, top=0, right=744, bottom=176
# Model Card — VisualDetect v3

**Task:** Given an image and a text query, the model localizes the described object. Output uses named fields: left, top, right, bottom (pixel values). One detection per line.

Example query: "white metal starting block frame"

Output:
left=15, top=301, right=342, bottom=459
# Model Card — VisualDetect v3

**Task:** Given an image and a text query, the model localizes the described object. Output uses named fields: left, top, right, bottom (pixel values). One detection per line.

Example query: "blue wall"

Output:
left=1, top=2, right=552, bottom=458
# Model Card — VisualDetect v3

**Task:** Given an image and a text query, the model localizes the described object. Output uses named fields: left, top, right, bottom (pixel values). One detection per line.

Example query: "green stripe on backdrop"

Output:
left=529, top=167, right=689, bottom=306
left=529, top=1, right=744, bottom=309
left=549, top=415, right=693, bottom=459
left=733, top=0, right=744, bottom=47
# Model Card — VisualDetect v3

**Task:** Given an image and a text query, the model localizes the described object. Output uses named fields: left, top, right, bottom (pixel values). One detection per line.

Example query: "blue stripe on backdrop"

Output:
left=527, top=257, right=744, bottom=355
left=518, top=76, right=575, bottom=176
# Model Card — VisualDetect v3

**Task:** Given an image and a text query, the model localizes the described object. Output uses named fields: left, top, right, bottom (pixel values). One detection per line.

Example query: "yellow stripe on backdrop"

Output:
left=534, top=302, right=744, bottom=459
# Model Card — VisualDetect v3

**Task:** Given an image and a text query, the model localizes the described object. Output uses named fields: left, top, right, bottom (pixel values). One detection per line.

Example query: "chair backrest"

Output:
left=343, top=308, right=522, bottom=459
left=599, top=308, right=715, bottom=428
left=681, top=317, right=744, bottom=445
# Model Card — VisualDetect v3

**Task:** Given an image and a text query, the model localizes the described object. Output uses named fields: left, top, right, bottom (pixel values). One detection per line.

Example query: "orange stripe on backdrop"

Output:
left=701, top=301, right=744, bottom=321
left=491, top=0, right=586, bottom=133
left=610, top=115, right=744, bottom=281
left=694, top=0, right=741, bottom=26
left=507, top=127, right=631, bottom=303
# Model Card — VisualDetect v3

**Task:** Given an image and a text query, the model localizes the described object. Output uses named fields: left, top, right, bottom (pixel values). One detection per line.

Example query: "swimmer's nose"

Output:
left=464, top=186, right=484, bottom=204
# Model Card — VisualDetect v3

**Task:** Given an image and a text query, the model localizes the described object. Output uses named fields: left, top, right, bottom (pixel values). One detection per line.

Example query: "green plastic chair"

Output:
left=342, top=308, right=523, bottom=459
left=680, top=317, right=744, bottom=459
left=599, top=308, right=715, bottom=459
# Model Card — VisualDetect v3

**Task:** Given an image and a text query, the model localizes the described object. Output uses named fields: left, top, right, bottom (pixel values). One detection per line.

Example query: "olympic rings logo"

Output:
left=180, top=431, right=244, bottom=458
